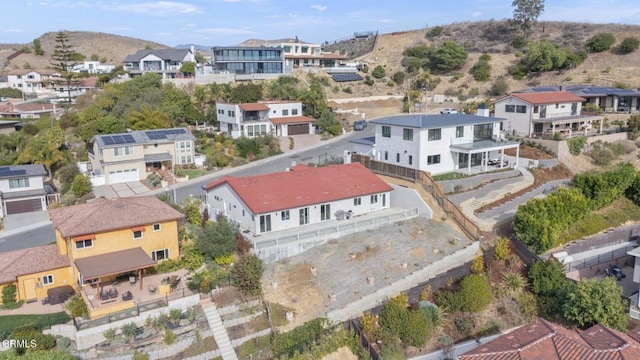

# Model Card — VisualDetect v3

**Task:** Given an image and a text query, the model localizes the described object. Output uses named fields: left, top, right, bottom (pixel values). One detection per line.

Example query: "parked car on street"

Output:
left=354, top=120, right=367, bottom=131
left=440, top=108, right=458, bottom=114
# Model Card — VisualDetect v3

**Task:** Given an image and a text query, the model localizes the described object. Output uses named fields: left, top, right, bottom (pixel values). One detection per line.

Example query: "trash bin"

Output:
left=335, top=210, right=346, bottom=220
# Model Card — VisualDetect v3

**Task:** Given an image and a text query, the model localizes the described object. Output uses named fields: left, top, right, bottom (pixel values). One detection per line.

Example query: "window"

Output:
left=403, top=128, right=413, bottom=141
left=409, top=155, right=413, bottom=165
left=218, top=109, right=224, bottom=115
left=428, top=128, right=441, bottom=141
left=555, top=104, right=559, bottom=109
left=533, top=106, right=539, bottom=113
left=396, top=153, right=400, bottom=162
left=384, top=151, right=388, bottom=161
left=9, top=178, right=29, bottom=189
left=354, top=197, right=361, bottom=206
left=516, top=105, right=527, bottom=113
left=371, top=194, right=378, bottom=203
left=292, top=109, right=298, bottom=115
left=133, top=230, right=143, bottom=239
left=114, top=146, right=133, bottom=156
left=153, top=223, right=161, bottom=232
left=42, top=275, right=54, bottom=286
left=456, top=126, right=464, bottom=138
left=282, top=109, right=289, bottom=116
left=473, top=123, right=493, bottom=141
left=152, top=249, right=169, bottom=261
left=320, top=204, right=331, bottom=221
left=281, top=210, right=290, bottom=221
left=505, top=105, right=515, bottom=113
left=382, top=126, right=391, bottom=138
left=299, top=208, right=309, bottom=225
left=75, top=239, right=93, bottom=249
left=427, top=155, right=441, bottom=165
left=260, top=214, right=272, bottom=232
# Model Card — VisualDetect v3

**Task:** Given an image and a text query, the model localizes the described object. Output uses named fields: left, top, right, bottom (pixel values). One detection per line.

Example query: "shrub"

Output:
left=371, top=65, right=386, bottom=79
left=510, top=36, right=528, bottom=49
left=163, top=329, right=177, bottom=345
left=470, top=58, right=491, bottom=82
left=455, top=317, right=472, bottom=334
left=490, top=76, right=509, bottom=96
left=585, top=33, right=616, bottom=53
left=459, top=274, right=492, bottom=312
left=470, top=254, right=484, bottom=274
left=103, top=328, right=117, bottom=342
left=426, top=26, right=443, bottom=40
left=620, top=37, right=639, bottom=54
left=230, top=254, right=264, bottom=296
left=1, top=284, right=19, bottom=309
left=133, top=350, right=150, bottom=360
left=121, top=322, right=138, bottom=340
left=271, top=318, right=326, bottom=357
left=70, top=174, right=92, bottom=198
left=392, top=71, right=406, bottom=84
left=363, top=75, right=374, bottom=86
left=65, top=294, right=88, bottom=318
left=494, top=237, right=511, bottom=261
left=169, top=308, right=183, bottom=322
left=433, top=289, right=463, bottom=313
left=566, top=136, right=587, bottom=155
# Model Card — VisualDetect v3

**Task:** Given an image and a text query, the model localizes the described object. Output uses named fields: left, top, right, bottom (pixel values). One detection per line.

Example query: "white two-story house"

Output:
left=0, top=70, right=59, bottom=98
left=88, top=128, right=195, bottom=185
left=204, top=163, right=393, bottom=235
left=216, top=101, right=315, bottom=138
left=494, top=91, right=604, bottom=136
left=353, top=113, right=520, bottom=175
left=0, top=164, right=48, bottom=217
left=123, top=48, right=196, bottom=79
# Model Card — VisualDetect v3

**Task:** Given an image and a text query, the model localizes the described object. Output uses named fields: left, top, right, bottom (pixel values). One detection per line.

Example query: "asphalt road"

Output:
left=172, top=126, right=375, bottom=203
left=0, top=224, right=55, bottom=253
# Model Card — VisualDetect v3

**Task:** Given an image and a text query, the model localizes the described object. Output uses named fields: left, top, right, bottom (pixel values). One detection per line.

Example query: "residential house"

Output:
left=494, top=91, right=604, bottom=136
left=516, top=85, right=640, bottom=113
left=211, top=46, right=289, bottom=78
left=123, top=48, right=196, bottom=79
left=269, top=40, right=345, bottom=68
left=459, top=317, right=640, bottom=359
left=69, top=61, right=116, bottom=74
left=50, top=76, right=99, bottom=99
left=88, top=128, right=195, bottom=185
left=0, top=245, right=72, bottom=304
left=0, top=70, right=59, bottom=98
left=204, top=163, right=393, bottom=235
left=0, top=101, right=58, bottom=119
left=48, top=197, right=183, bottom=317
left=0, top=120, right=20, bottom=134
left=216, top=101, right=315, bottom=138
left=353, top=113, right=520, bottom=175
left=0, top=164, right=48, bottom=218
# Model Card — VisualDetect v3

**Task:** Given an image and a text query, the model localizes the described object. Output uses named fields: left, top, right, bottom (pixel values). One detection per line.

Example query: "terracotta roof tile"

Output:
left=49, top=196, right=183, bottom=238
left=269, top=115, right=315, bottom=125
left=0, top=245, right=69, bottom=284
left=205, top=163, right=393, bottom=214
left=238, top=103, right=270, bottom=111
left=510, top=91, right=585, bottom=105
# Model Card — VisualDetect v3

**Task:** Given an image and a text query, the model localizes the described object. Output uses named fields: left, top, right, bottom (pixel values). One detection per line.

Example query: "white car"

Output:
left=440, top=108, right=458, bottom=114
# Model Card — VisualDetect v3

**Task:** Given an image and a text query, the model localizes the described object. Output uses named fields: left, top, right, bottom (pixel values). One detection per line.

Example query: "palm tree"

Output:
left=127, top=105, right=171, bottom=130
left=15, top=139, right=66, bottom=178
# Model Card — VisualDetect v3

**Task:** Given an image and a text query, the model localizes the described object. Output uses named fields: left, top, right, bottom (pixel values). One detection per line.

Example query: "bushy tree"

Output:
left=572, top=163, right=635, bottom=209
left=392, top=71, right=406, bottom=84
left=585, top=33, right=616, bottom=53
left=510, top=0, right=545, bottom=39
left=563, top=277, right=627, bottom=331
left=183, top=196, right=202, bottom=225
left=229, top=83, right=262, bottom=103
left=230, top=254, right=264, bottom=296
left=524, top=40, right=567, bottom=72
left=528, top=259, right=568, bottom=296
left=371, top=65, right=386, bottom=79
left=32, top=39, right=44, bottom=56
left=70, top=174, right=92, bottom=198
left=470, top=57, right=491, bottom=81
left=196, top=217, right=239, bottom=261
left=430, top=41, right=468, bottom=71
left=494, top=237, right=511, bottom=261
left=459, top=274, right=492, bottom=312
left=316, top=110, right=341, bottom=136
left=179, top=61, right=196, bottom=76
left=620, top=37, right=640, bottom=54
left=489, top=76, right=509, bottom=96
left=379, top=295, right=432, bottom=346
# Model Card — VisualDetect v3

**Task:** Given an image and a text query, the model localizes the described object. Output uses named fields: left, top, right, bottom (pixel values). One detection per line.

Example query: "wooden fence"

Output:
left=351, top=154, right=482, bottom=241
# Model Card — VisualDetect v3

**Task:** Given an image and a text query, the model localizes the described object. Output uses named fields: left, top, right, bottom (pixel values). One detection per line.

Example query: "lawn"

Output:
left=432, top=172, right=471, bottom=181
left=0, top=312, right=71, bottom=339
left=184, top=169, right=209, bottom=180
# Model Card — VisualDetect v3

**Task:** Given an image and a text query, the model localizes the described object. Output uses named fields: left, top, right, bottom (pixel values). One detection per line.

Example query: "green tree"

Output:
left=70, top=174, right=92, bottom=198
left=470, top=57, right=491, bottom=81
left=230, top=254, right=264, bottom=296
left=298, top=80, right=327, bottom=117
left=183, top=196, right=202, bottom=225
left=15, top=139, right=65, bottom=178
left=229, top=83, right=262, bottom=103
left=51, top=32, right=79, bottom=103
left=510, top=0, right=545, bottom=39
left=524, top=40, right=567, bottom=72
left=316, top=110, right=341, bottom=136
left=127, top=105, right=171, bottom=130
left=528, top=259, right=568, bottom=296
left=2, top=284, right=18, bottom=308
left=180, top=61, right=196, bottom=76
left=585, top=33, right=616, bottom=53
left=430, top=41, right=468, bottom=71
left=392, top=71, right=406, bottom=84
left=490, top=76, right=509, bottom=96
left=266, top=76, right=301, bottom=100
left=620, top=37, right=640, bottom=54
left=371, top=65, right=386, bottom=79
left=32, top=39, right=44, bottom=56
left=197, top=217, right=239, bottom=261
left=563, top=277, right=628, bottom=331
left=459, top=274, right=492, bottom=312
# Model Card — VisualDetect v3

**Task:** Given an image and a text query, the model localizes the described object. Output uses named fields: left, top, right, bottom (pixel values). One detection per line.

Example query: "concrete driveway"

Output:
left=1, top=211, right=51, bottom=232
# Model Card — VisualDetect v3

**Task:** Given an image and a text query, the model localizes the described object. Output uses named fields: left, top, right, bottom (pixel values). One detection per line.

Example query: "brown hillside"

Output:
left=0, top=31, right=167, bottom=73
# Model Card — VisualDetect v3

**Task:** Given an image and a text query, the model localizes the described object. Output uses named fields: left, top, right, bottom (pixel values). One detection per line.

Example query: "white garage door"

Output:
left=108, top=169, right=139, bottom=184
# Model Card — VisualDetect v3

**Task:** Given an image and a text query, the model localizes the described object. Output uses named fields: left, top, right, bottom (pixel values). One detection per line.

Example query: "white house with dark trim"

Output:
left=204, top=163, right=393, bottom=235
left=0, top=164, right=48, bottom=217
left=216, top=101, right=315, bottom=138
left=123, top=48, right=196, bottom=79
left=351, top=113, right=520, bottom=175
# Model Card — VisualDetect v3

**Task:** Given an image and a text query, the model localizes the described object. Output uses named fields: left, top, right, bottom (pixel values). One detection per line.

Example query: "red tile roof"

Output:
left=459, top=318, right=640, bottom=360
left=0, top=245, right=69, bottom=284
left=238, top=103, right=270, bottom=111
left=49, top=196, right=184, bottom=238
left=204, top=163, right=393, bottom=214
left=269, top=115, right=315, bottom=125
left=509, top=91, right=585, bottom=105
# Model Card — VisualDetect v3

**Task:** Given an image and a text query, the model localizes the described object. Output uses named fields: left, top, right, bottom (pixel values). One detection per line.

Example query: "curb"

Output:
left=0, top=221, right=52, bottom=240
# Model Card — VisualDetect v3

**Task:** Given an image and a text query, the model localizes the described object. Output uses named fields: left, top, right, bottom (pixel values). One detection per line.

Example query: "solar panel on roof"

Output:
left=331, top=73, right=363, bottom=82
left=164, top=129, right=186, bottom=135
left=0, top=169, right=26, bottom=176
left=112, top=135, right=125, bottom=144
left=123, top=134, right=135, bottom=143
left=102, top=137, right=115, bottom=145
left=146, top=131, right=167, bottom=140
left=0, top=166, right=12, bottom=173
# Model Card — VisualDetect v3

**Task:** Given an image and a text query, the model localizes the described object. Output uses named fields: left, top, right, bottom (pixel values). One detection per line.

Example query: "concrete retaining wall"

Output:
left=326, top=241, right=480, bottom=323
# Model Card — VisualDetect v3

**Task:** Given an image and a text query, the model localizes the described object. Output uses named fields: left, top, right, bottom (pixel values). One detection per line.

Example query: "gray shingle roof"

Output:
left=369, top=114, right=505, bottom=129
left=0, top=164, right=46, bottom=179
left=91, top=128, right=195, bottom=148
left=123, top=48, right=191, bottom=63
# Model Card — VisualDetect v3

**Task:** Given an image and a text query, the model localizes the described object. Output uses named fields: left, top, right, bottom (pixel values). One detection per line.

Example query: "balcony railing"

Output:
left=214, top=56, right=282, bottom=62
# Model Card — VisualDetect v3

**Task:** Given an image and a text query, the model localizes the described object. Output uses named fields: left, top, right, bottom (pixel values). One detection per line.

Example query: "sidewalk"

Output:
left=0, top=211, right=52, bottom=240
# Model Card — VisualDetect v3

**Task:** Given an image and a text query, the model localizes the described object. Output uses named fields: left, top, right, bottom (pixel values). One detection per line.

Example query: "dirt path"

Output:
left=322, top=346, right=358, bottom=360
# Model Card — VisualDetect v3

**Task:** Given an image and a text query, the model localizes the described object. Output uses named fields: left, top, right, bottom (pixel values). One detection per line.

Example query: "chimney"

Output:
left=476, top=104, right=489, bottom=117
left=190, top=44, right=195, bottom=54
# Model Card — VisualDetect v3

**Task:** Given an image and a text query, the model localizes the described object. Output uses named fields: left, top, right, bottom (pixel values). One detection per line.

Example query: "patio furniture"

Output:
left=41, top=297, right=49, bottom=305
left=148, top=285, right=157, bottom=295
left=161, top=276, right=170, bottom=285
left=129, top=276, right=136, bottom=285
left=100, top=289, right=110, bottom=301
left=122, top=291, right=133, bottom=301
left=47, top=285, right=75, bottom=305
left=170, top=276, right=181, bottom=290
left=108, top=288, right=118, bottom=299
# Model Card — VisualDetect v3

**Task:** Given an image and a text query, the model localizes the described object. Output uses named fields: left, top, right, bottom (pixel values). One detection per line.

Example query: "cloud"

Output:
left=311, top=5, right=327, bottom=11
left=472, top=11, right=483, bottom=18
left=3, top=29, right=23, bottom=33
left=107, top=1, right=201, bottom=15
left=378, top=19, right=393, bottom=24
left=195, top=27, right=257, bottom=35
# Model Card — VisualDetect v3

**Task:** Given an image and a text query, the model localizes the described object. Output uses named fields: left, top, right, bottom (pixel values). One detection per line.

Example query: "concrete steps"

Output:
left=202, top=303, right=238, bottom=360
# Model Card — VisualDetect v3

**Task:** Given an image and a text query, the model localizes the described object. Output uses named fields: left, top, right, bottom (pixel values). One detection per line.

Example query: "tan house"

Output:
left=88, top=128, right=195, bottom=185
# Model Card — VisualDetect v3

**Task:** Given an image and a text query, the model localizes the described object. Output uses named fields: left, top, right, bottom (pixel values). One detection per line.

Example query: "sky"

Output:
left=2, top=0, right=640, bottom=47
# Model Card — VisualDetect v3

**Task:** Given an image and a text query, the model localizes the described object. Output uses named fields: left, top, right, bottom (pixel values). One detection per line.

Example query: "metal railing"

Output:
left=564, top=245, right=636, bottom=271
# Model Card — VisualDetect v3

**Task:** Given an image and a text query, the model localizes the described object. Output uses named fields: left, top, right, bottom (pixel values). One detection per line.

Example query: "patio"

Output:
left=80, top=268, right=190, bottom=319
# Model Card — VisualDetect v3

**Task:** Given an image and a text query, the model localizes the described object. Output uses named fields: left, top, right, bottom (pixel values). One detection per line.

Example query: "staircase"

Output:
left=202, top=302, right=238, bottom=360
left=156, top=168, right=175, bottom=186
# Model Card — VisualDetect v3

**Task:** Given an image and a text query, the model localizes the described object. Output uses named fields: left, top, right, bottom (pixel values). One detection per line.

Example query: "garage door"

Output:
left=108, top=169, right=139, bottom=184
left=6, top=199, right=42, bottom=215
left=288, top=124, right=310, bottom=135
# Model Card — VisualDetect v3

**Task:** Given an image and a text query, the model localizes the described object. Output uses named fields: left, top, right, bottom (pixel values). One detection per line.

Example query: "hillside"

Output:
left=0, top=31, right=167, bottom=72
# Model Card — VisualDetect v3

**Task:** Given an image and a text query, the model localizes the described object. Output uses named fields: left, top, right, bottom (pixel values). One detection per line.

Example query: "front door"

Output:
left=539, top=105, right=547, bottom=118
left=571, top=102, right=578, bottom=115
left=23, top=278, right=37, bottom=301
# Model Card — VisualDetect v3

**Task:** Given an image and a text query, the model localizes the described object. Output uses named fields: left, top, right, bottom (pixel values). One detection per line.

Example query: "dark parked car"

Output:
left=354, top=120, right=367, bottom=131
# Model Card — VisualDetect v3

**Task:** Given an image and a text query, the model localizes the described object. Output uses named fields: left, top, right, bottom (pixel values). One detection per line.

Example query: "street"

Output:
left=0, top=223, right=55, bottom=253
